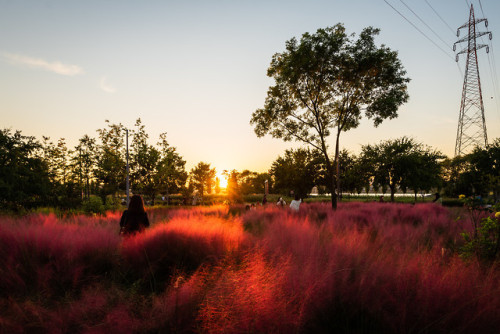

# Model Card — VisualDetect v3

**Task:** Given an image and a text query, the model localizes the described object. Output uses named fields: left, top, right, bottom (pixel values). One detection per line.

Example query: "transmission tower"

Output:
left=453, top=4, right=492, bottom=156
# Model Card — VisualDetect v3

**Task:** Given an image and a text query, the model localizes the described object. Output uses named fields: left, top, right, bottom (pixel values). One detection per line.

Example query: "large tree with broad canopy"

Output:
left=251, top=24, right=410, bottom=209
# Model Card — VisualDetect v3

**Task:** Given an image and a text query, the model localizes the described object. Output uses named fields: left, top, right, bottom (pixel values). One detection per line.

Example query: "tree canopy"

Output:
left=0, top=129, right=51, bottom=210
left=360, top=137, right=443, bottom=202
left=189, top=162, right=216, bottom=199
left=270, top=148, right=322, bottom=198
left=251, top=24, right=409, bottom=208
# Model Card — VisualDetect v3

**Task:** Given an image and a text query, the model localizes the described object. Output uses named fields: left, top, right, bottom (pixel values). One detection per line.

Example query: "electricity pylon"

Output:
left=453, top=4, right=492, bottom=156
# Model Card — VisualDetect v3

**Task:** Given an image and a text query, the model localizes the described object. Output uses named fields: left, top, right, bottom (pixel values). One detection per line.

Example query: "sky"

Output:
left=1, top=0, right=499, bottom=173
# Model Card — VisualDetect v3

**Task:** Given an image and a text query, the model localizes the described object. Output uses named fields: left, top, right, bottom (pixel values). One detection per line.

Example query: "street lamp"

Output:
left=125, top=128, right=130, bottom=207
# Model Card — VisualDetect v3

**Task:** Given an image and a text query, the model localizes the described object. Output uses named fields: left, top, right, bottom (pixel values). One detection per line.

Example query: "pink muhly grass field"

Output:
left=1, top=202, right=499, bottom=333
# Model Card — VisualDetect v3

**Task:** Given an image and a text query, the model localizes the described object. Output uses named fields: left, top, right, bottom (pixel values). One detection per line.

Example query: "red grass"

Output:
left=1, top=203, right=499, bottom=333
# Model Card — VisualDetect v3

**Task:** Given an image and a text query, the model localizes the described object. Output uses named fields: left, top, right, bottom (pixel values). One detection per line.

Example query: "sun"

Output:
left=217, top=172, right=228, bottom=189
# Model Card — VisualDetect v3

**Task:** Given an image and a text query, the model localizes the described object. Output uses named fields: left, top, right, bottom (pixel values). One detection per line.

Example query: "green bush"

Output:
left=82, top=196, right=105, bottom=215
left=105, top=195, right=121, bottom=211
left=460, top=201, right=500, bottom=262
left=460, top=213, right=500, bottom=262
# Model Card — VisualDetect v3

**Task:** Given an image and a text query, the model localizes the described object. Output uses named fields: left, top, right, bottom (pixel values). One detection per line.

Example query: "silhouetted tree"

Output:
left=95, top=120, right=126, bottom=202
left=251, top=24, right=410, bottom=209
left=156, top=132, right=188, bottom=204
left=270, top=148, right=320, bottom=198
left=189, top=162, right=216, bottom=199
left=72, top=134, right=97, bottom=200
left=360, top=137, right=441, bottom=202
left=0, top=129, right=51, bottom=210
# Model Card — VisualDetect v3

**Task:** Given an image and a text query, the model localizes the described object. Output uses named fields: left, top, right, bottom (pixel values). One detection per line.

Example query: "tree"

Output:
left=270, top=148, right=320, bottom=198
left=238, top=170, right=258, bottom=195
left=0, top=129, right=51, bottom=210
left=95, top=120, right=126, bottom=202
left=251, top=24, right=409, bottom=209
left=72, top=134, right=97, bottom=200
left=189, top=162, right=216, bottom=199
left=40, top=137, right=83, bottom=208
left=441, top=155, right=470, bottom=197
left=360, top=137, right=441, bottom=202
left=130, top=119, right=161, bottom=204
left=337, top=150, right=370, bottom=196
left=156, top=132, right=188, bottom=204
left=249, top=172, right=272, bottom=194
left=400, top=147, right=444, bottom=201
left=224, top=170, right=243, bottom=203
left=445, top=139, right=500, bottom=199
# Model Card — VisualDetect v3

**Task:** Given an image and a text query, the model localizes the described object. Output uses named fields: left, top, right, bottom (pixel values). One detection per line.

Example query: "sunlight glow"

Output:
left=217, top=172, right=228, bottom=189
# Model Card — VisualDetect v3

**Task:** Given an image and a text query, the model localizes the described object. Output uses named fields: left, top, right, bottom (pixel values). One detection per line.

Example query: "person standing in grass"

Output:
left=289, top=194, right=301, bottom=212
left=276, top=197, right=286, bottom=207
left=120, top=194, right=150, bottom=235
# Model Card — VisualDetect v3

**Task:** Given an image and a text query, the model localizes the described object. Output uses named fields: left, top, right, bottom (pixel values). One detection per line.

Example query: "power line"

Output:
left=382, top=0, right=454, bottom=60
left=478, top=0, right=486, bottom=18
left=399, top=0, right=451, bottom=51
left=424, top=0, right=456, bottom=36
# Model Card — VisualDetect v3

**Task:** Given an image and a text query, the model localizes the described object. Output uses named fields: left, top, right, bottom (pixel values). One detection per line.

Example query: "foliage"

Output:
left=460, top=200, right=500, bottom=262
left=251, top=24, right=409, bottom=208
left=189, top=162, right=216, bottom=199
left=360, top=137, right=442, bottom=202
left=129, top=119, right=188, bottom=205
left=156, top=132, right=188, bottom=203
left=0, top=129, right=52, bottom=211
left=223, top=170, right=244, bottom=203
left=129, top=118, right=161, bottom=204
left=82, top=195, right=105, bottom=215
left=95, top=120, right=126, bottom=201
left=72, top=134, right=97, bottom=200
left=443, top=139, right=500, bottom=199
left=270, top=148, right=322, bottom=198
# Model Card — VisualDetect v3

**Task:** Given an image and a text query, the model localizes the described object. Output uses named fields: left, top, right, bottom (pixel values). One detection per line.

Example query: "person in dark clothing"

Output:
left=120, top=194, right=150, bottom=235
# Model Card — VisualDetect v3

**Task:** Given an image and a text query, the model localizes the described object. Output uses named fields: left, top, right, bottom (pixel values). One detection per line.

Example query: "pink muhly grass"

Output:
left=236, top=203, right=500, bottom=332
left=120, top=214, right=246, bottom=291
left=60, top=285, right=140, bottom=334
left=147, top=269, right=209, bottom=332
left=0, top=214, right=121, bottom=298
left=2, top=283, right=141, bottom=334
left=198, top=253, right=301, bottom=333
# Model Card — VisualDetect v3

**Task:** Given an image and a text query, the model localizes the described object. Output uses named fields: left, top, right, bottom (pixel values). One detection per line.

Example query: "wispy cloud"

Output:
left=2, top=52, right=84, bottom=76
left=100, top=76, right=116, bottom=93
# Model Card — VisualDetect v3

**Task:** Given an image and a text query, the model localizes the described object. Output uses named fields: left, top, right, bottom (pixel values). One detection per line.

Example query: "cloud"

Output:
left=2, top=52, right=84, bottom=76
left=100, top=76, right=117, bottom=93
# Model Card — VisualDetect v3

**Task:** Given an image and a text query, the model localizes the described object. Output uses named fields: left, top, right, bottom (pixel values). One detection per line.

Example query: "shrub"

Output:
left=82, top=196, right=105, bottom=215
left=105, top=195, right=122, bottom=211
left=460, top=212, right=500, bottom=261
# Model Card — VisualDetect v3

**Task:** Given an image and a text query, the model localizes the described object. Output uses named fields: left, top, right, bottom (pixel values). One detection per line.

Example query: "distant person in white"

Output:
left=289, top=194, right=301, bottom=211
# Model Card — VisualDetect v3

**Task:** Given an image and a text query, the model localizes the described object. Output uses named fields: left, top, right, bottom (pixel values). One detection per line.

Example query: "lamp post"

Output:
left=126, top=128, right=130, bottom=207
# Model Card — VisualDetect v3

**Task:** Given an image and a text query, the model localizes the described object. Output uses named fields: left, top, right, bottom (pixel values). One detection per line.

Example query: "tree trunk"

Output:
left=318, top=130, right=336, bottom=210
left=330, top=167, right=337, bottom=209
left=322, top=151, right=336, bottom=210
left=333, top=128, right=342, bottom=210
left=166, top=184, right=170, bottom=206
left=390, top=184, right=396, bottom=202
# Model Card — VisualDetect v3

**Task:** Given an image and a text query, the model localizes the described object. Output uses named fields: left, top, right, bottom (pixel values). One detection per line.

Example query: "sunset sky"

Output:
left=1, top=0, right=499, bottom=173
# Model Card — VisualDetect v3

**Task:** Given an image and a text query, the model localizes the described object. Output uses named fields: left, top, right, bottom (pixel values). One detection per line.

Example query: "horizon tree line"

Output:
left=2, top=119, right=500, bottom=212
